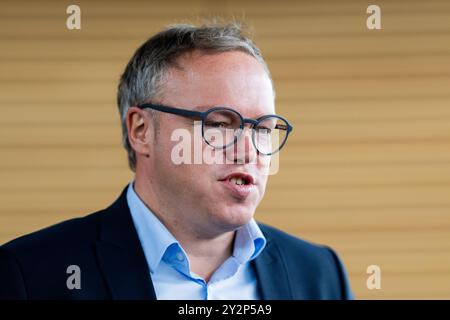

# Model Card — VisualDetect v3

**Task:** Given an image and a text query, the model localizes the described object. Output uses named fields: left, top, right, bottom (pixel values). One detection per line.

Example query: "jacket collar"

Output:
left=95, top=185, right=157, bottom=300
left=252, top=238, right=294, bottom=299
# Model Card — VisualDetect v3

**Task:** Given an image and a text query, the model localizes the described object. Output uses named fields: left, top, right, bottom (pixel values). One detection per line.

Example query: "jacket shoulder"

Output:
left=1, top=210, right=104, bottom=254
left=257, top=222, right=353, bottom=299
left=0, top=209, right=110, bottom=299
left=258, top=222, right=330, bottom=254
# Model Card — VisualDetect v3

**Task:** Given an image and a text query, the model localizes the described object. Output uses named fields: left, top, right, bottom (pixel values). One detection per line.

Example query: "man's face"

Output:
left=144, top=50, right=275, bottom=237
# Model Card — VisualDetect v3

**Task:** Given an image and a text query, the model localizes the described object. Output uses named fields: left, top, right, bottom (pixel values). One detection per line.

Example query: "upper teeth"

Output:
left=230, top=177, right=245, bottom=185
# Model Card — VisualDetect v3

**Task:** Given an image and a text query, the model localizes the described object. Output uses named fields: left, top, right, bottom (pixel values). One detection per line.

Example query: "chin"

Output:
left=214, top=204, right=256, bottom=230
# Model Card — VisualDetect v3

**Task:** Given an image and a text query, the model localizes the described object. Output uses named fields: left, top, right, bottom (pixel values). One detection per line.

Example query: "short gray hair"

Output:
left=117, top=22, right=273, bottom=172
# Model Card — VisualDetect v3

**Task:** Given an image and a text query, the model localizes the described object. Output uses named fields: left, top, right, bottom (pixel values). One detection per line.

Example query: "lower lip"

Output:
left=219, top=179, right=256, bottom=199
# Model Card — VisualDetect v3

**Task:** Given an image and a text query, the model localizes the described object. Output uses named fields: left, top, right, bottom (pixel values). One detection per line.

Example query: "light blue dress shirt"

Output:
left=126, top=182, right=267, bottom=300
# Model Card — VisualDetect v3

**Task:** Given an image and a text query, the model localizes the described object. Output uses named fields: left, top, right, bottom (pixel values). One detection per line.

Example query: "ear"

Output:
left=126, top=106, right=152, bottom=157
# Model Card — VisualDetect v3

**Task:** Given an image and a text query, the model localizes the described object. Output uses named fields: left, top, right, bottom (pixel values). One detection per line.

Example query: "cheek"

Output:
left=259, top=154, right=271, bottom=167
left=157, top=129, right=211, bottom=181
left=258, top=176, right=268, bottom=197
left=255, top=156, right=272, bottom=184
left=162, top=123, right=208, bottom=163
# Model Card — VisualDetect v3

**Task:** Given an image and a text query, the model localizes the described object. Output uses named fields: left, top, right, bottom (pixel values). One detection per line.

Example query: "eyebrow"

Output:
left=190, top=105, right=216, bottom=112
left=191, top=105, right=271, bottom=119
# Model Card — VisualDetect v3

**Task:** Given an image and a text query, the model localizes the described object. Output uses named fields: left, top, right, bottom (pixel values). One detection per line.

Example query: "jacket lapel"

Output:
left=95, top=186, right=156, bottom=300
left=253, top=238, right=293, bottom=300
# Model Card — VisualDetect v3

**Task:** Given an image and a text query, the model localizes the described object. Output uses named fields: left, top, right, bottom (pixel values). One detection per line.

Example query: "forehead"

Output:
left=159, top=50, right=275, bottom=117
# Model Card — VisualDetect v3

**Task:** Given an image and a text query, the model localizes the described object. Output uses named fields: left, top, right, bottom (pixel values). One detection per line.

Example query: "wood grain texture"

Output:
left=0, top=0, right=449, bottom=299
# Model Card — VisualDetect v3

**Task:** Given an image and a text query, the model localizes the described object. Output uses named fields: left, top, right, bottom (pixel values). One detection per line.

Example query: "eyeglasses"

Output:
left=137, top=103, right=293, bottom=156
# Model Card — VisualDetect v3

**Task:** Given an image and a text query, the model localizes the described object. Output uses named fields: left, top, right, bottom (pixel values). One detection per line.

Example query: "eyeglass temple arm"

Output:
left=138, top=103, right=293, bottom=132
left=137, top=103, right=204, bottom=119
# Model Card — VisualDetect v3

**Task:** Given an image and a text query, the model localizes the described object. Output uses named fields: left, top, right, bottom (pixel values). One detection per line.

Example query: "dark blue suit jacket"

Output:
left=0, top=186, right=353, bottom=300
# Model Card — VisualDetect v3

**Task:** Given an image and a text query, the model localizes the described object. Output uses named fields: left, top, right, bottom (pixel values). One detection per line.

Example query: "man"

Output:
left=0, top=23, right=352, bottom=299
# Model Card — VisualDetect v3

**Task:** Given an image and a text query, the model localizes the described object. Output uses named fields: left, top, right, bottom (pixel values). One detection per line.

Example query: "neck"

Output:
left=133, top=177, right=236, bottom=282
left=178, top=230, right=235, bottom=282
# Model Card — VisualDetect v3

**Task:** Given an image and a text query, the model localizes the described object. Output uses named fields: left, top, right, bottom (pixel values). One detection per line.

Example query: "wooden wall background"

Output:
left=1, top=0, right=449, bottom=299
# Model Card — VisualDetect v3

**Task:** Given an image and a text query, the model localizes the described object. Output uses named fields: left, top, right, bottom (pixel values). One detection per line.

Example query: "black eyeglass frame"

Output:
left=137, top=103, right=293, bottom=155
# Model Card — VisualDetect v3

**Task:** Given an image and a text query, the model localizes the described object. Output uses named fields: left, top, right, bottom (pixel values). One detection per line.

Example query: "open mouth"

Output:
left=218, top=172, right=256, bottom=199
left=228, top=176, right=252, bottom=186
left=220, top=172, right=255, bottom=185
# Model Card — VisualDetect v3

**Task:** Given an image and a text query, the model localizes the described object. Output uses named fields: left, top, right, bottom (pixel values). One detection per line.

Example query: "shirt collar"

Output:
left=233, top=218, right=266, bottom=264
left=126, top=182, right=267, bottom=273
left=127, top=182, right=181, bottom=273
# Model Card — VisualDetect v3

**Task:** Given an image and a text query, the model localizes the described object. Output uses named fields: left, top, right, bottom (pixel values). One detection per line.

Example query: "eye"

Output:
left=275, top=124, right=288, bottom=130
left=255, top=126, right=272, bottom=134
left=205, top=121, right=231, bottom=128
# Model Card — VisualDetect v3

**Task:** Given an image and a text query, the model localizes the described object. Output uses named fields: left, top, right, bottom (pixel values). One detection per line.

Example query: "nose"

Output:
left=224, top=126, right=257, bottom=164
